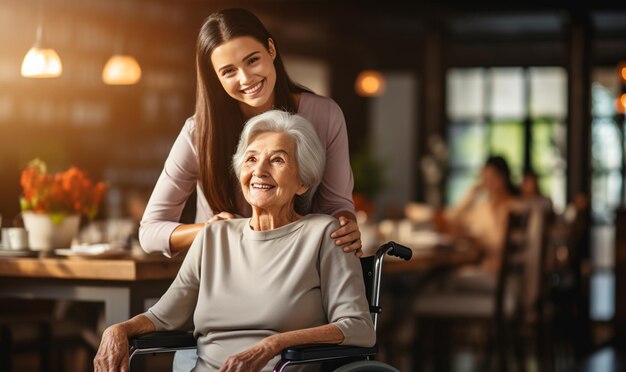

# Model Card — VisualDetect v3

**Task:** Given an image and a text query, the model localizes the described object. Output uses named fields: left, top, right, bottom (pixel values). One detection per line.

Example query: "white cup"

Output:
left=1, top=227, right=8, bottom=249
left=3, top=227, right=29, bottom=250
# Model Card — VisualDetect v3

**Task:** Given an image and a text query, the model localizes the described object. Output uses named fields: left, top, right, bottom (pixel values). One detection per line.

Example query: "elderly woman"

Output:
left=93, top=110, right=376, bottom=372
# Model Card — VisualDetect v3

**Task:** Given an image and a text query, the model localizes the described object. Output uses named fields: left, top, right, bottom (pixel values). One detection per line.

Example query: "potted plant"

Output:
left=19, top=158, right=106, bottom=251
left=351, top=144, right=385, bottom=217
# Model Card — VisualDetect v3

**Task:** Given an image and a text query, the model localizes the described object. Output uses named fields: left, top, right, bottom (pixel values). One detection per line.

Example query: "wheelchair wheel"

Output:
left=333, top=360, right=400, bottom=372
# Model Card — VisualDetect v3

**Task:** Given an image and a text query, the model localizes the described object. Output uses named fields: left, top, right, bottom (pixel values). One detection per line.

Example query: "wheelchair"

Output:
left=128, top=241, right=412, bottom=371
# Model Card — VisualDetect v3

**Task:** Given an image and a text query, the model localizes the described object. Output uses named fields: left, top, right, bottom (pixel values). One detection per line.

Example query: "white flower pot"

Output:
left=22, top=212, right=81, bottom=251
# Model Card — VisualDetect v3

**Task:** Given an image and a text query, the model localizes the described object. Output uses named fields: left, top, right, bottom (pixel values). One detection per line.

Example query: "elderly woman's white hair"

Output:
left=232, top=110, right=326, bottom=215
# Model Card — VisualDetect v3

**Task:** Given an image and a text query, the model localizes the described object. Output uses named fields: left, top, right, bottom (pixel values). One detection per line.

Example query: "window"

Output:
left=445, top=67, right=567, bottom=212
left=589, top=67, right=625, bottom=321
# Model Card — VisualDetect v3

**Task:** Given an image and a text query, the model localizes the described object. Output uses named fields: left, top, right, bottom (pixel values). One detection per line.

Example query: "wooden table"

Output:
left=380, top=238, right=484, bottom=274
left=0, top=253, right=183, bottom=326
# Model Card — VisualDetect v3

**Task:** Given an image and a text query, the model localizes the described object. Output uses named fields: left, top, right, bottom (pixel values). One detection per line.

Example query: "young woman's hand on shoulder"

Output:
left=331, top=214, right=363, bottom=257
left=208, top=211, right=237, bottom=223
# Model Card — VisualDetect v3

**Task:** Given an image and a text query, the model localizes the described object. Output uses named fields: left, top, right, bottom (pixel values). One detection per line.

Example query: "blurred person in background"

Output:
left=441, top=155, right=521, bottom=274
left=520, top=168, right=553, bottom=214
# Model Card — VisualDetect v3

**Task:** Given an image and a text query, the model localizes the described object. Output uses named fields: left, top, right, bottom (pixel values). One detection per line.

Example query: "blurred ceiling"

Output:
left=173, top=0, right=626, bottom=66
left=184, top=0, right=626, bottom=39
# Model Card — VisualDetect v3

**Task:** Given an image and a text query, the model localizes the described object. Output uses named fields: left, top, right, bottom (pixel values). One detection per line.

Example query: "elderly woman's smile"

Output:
left=240, top=131, right=308, bottom=225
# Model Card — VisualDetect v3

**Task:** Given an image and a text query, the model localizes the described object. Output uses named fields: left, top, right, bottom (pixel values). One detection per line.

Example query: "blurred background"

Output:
left=1, top=0, right=626, bottom=371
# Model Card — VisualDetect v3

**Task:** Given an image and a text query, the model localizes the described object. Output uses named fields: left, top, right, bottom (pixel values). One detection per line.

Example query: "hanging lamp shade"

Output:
left=102, top=54, right=142, bottom=85
left=21, top=46, right=63, bottom=78
left=21, top=19, right=62, bottom=79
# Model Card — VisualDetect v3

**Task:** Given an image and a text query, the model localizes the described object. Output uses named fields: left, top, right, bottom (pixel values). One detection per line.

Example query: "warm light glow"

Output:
left=21, top=47, right=62, bottom=78
left=355, top=70, right=386, bottom=97
left=617, top=93, right=626, bottom=114
left=362, top=77, right=381, bottom=93
left=620, top=62, right=626, bottom=82
left=102, top=55, right=142, bottom=85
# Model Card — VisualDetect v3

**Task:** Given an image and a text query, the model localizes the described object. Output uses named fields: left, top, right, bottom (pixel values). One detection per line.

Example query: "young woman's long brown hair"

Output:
left=194, top=8, right=308, bottom=214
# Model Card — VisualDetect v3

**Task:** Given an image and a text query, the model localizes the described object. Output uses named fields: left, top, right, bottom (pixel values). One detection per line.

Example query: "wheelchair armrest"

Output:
left=280, top=344, right=378, bottom=361
left=130, top=330, right=195, bottom=350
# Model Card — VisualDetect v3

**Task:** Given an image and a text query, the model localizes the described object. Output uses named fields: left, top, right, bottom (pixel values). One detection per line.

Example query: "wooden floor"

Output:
left=6, top=326, right=626, bottom=371
left=7, top=344, right=626, bottom=371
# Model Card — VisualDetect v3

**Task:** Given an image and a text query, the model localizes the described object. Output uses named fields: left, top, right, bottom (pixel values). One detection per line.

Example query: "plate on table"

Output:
left=55, top=244, right=129, bottom=259
left=0, top=248, right=40, bottom=258
left=409, top=231, right=454, bottom=250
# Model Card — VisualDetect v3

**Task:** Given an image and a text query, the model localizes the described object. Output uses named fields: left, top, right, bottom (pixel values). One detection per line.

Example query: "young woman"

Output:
left=520, top=168, right=553, bottom=213
left=139, top=8, right=362, bottom=258
left=444, top=155, right=520, bottom=274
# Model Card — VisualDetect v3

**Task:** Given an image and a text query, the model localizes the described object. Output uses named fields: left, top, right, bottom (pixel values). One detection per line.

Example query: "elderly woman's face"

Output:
left=240, top=131, right=308, bottom=213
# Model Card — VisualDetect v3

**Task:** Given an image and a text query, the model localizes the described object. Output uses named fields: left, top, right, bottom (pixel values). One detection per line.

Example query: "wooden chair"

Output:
left=412, top=207, right=548, bottom=371
left=539, top=199, right=592, bottom=371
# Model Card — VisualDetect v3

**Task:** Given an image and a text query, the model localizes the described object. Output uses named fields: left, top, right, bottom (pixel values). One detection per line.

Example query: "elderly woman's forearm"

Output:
left=263, top=324, right=344, bottom=355
left=116, top=314, right=157, bottom=337
left=94, top=315, right=156, bottom=371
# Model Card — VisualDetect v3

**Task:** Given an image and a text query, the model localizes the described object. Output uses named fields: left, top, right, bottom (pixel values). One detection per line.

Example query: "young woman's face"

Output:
left=481, top=165, right=507, bottom=194
left=239, top=131, right=308, bottom=215
left=211, top=36, right=277, bottom=116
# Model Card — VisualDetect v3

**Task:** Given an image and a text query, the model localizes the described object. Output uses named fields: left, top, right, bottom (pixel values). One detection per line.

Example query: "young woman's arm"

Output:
left=139, top=118, right=199, bottom=257
left=312, top=98, right=362, bottom=255
left=169, top=212, right=236, bottom=254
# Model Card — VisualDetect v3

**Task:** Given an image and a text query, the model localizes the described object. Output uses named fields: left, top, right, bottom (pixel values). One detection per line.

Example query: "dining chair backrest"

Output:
left=498, top=204, right=563, bottom=324
left=495, top=208, right=531, bottom=323
left=521, top=205, right=556, bottom=323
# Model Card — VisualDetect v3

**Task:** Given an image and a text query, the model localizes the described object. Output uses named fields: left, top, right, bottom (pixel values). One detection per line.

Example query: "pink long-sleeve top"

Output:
left=139, top=93, right=355, bottom=257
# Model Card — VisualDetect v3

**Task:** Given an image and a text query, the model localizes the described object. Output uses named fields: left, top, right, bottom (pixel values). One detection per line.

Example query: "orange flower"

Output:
left=20, top=158, right=107, bottom=219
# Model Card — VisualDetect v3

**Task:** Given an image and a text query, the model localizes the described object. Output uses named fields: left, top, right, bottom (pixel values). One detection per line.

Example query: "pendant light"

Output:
left=102, top=54, right=141, bottom=85
left=102, top=4, right=141, bottom=85
left=21, top=0, right=62, bottom=78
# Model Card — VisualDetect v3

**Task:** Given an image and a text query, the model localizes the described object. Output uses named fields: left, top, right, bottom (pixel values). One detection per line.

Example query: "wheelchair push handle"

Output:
left=377, top=241, right=412, bottom=261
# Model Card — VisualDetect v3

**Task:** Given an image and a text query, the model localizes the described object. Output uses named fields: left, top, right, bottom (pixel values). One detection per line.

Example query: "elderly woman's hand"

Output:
left=331, top=216, right=363, bottom=257
left=219, top=341, right=276, bottom=372
left=93, top=325, right=130, bottom=372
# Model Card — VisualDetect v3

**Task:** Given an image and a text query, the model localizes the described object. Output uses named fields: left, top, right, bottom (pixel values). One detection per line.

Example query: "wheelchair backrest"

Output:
left=360, top=256, right=375, bottom=308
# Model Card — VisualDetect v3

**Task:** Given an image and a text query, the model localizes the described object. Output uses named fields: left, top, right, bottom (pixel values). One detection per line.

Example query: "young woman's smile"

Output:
left=241, top=79, right=266, bottom=96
